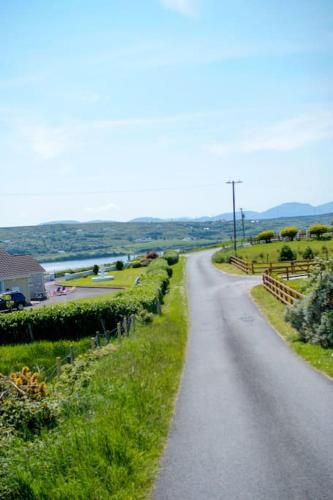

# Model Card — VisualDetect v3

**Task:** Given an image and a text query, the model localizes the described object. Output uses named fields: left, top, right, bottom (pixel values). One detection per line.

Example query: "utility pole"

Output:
left=226, top=180, right=242, bottom=255
left=240, top=207, right=246, bottom=242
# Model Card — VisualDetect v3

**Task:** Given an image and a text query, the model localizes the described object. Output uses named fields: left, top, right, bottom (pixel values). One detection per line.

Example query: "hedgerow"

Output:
left=163, top=250, right=179, bottom=266
left=0, top=263, right=170, bottom=346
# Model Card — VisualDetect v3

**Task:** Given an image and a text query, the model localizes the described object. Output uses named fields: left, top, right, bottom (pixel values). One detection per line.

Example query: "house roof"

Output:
left=0, top=250, right=45, bottom=280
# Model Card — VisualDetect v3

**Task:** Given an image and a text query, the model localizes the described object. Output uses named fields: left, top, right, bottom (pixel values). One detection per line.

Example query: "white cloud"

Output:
left=159, top=0, right=198, bottom=17
left=20, top=123, right=68, bottom=160
left=206, top=110, right=333, bottom=156
left=85, top=202, right=120, bottom=214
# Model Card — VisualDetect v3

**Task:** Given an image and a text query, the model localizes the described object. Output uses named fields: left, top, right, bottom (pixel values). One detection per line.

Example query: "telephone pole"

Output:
left=240, top=207, right=246, bottom=242
left=226, top=180, right=242, bottom=255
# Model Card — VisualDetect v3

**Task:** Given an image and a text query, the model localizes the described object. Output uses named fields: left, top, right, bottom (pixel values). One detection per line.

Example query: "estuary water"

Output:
left=41, top=254, right=130, bottom=273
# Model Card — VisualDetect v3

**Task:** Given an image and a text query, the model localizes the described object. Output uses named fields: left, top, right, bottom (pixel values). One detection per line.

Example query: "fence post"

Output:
left=251, top=262, right=254, bottom=274
left=99, top=318, right=107, bottom=335
left=123, top=317, right=128, bottom=336
left=156, top=300, right=162, bottom=315
left=27, top=323, right=34, bottom=342
left=69, top=345, right=75, bottom=363
left=91, top=336, right=96, bottom=349
left=96, top=332, right=100, bottom=348
left=117, top=322, right=122, bottom=337
left=131, top=314, right=136, bottom=333
left=56, top=356, right=62, bottom=377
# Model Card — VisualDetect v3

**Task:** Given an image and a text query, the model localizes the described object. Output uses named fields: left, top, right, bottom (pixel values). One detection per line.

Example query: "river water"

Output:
left=41, top=254, right=130, bottom=273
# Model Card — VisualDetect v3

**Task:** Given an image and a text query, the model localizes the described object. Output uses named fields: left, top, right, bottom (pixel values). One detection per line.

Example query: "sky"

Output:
left=1, top=0, right=333, bottom=227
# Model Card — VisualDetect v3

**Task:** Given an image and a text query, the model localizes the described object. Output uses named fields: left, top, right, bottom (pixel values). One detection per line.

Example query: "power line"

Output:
left=0, top=183, right=218, bottom=197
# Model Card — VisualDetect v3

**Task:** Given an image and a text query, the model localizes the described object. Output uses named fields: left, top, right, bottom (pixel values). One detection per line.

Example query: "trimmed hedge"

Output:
left=0, top=263, right=170, bottom=346
left=163, top=250, right=179, bottom=266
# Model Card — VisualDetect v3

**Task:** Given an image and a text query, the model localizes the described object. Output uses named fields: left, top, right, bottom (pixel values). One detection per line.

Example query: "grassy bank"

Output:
left=213, top=262, right=246, bottom=276
left=1, top=258, right=188, bottom=499
left=0, top=337, right=91, bottom=377
left=216, top=239, right=333, bottom=265
left=251, top=285, right=333, bottom=379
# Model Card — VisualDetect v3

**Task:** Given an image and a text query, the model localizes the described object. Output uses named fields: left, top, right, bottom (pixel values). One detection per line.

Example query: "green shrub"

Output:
left=115, top=260, right=124, bottom=271
left=163, top=250, right=179, bottom=266
left=256, top=230, right=275, bottom=243
left=303, top=246, right=314, bottom=260
left=278, top=245, right=296, bottom=262
left=280, top=226, right=298, bottom=241
left=92, top=264, right=99, bottom=276
left=309, top=224, right=329, bottom=240
left=0, top=261, right=171, bottom=345
left=286, top=259, right=333, bottom=347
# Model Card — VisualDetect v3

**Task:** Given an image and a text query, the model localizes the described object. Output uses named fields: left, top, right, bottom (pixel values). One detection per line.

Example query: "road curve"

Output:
left=154, top=250, right=333, bottom=500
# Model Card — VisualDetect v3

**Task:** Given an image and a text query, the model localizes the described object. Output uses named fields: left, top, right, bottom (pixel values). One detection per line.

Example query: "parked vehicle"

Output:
left=0, top=291, right=26, bottom=311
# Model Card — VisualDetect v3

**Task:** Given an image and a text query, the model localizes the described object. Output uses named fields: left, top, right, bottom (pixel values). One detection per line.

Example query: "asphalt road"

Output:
left=154, top=250, right=333, bottom=500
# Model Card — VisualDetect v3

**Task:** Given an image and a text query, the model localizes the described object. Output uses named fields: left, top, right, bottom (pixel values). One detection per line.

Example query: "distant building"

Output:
left=0, top=250, right=46, bottom=302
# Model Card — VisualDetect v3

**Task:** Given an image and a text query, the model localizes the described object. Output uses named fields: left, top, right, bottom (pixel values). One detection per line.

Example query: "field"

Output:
left=216, top=239, right=333, bottom=265
left=59, top=267, right=142, bottom=288
left=1, top=258, right=188, bottom=499
left=0, top=212, right=332, bottom=263
left=251, top=285, right=333, bottom=379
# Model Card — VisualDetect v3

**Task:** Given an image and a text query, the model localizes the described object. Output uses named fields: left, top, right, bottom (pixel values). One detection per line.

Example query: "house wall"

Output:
left=3, top=277, right=31, bottom=302
left=29, top=273, right=46, bottom=299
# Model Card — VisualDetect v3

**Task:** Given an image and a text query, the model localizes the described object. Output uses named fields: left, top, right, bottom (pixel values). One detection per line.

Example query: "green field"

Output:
left=251, top=285, right=333, bottom=379
left=1, top=258, right=188, bottom=499
left=221, top=239, right=333, bottom=264
left=59, top=267, right=142, bottom=288
left=214, top=262, right=246, bottom=276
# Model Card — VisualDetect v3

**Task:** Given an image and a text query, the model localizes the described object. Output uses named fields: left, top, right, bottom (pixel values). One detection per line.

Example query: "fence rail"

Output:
left=262, top=272, right=304, bottom=305
left=230, top=256, right=315, bottom=277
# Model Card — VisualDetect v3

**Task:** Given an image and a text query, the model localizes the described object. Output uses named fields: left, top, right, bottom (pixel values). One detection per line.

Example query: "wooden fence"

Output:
left=230, top=256, right=315, bottom=277
left=262, top=272, right=304, bottom=305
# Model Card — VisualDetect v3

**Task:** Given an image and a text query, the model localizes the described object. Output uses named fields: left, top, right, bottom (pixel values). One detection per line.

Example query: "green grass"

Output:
left=251, top=285, right=333, bottom=379
left=281, top=277, right=310, bottom=293
left=220, top=239, right=333, bottom=264
left=59, top=267, right=142, bottom=288
left=0, top=338, right=91, bottom=378
left=2, top=258, right=188, bottom=499
left=213, top=262, right=246, bottom=276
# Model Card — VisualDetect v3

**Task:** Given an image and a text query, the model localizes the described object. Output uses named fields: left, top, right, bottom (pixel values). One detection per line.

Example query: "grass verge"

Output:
left=1, top=258, right=188, bottom=499
left=251, top=285, right=333, bottom=379
left=213, top=262, right=247, bottom=276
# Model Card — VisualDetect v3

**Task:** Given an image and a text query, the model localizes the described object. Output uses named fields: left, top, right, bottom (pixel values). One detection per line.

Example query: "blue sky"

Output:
left=1, top=0, right=333, bottom=226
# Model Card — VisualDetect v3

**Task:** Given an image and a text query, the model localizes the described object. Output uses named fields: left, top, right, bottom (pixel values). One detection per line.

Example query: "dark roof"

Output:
left=0, top=251, right=45, bottom=280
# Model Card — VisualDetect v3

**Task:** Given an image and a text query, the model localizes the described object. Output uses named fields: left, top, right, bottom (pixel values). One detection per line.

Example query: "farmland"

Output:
left=215, top=238, right=333, bottom=265
left=0, top=212, right=332, bottom=263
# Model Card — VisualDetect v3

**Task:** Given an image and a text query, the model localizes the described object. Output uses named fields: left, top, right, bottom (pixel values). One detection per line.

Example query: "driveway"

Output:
left=154, top=250, right=333, bottom=500
left=32, top=282, right=119, bottom=307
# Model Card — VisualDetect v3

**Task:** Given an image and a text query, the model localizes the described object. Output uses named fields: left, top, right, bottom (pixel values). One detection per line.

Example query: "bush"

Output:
left=285, top=259, right=333, bottom=347
left=146, top=251, right=159, bottom=260
left=115, top=260, right=124, bottom=271
left=303, top=246, right=314, bottom=260
left=278, top=245, right=296, bottom=262
left=280, top=226, right=298, bottom=241
left=92, top=265, right=99, bottom=276
left=0, top=260, right=172, bottom=345
left=256, top=230, right=275, bottom=243
left=163, top=250, right=179, bottom=266
left=309, top=224, right=329, bottom=240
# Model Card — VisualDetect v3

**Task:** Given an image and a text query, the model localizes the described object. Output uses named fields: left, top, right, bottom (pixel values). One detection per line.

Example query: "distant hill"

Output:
left=39, top=220, right=80, bottom=225
left=131, top=202, right=333, bottom=223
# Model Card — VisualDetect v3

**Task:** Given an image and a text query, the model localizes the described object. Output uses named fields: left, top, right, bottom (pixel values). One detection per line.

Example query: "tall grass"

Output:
left=1, top=258, right=188, bottom=499
left=0, top=338, right=91, bottom=378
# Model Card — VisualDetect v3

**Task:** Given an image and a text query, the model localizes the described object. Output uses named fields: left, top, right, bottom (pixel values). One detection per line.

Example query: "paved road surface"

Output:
left=154, top=250, right=333, bottom=500
left=32, top=282, right=118, bottom=308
